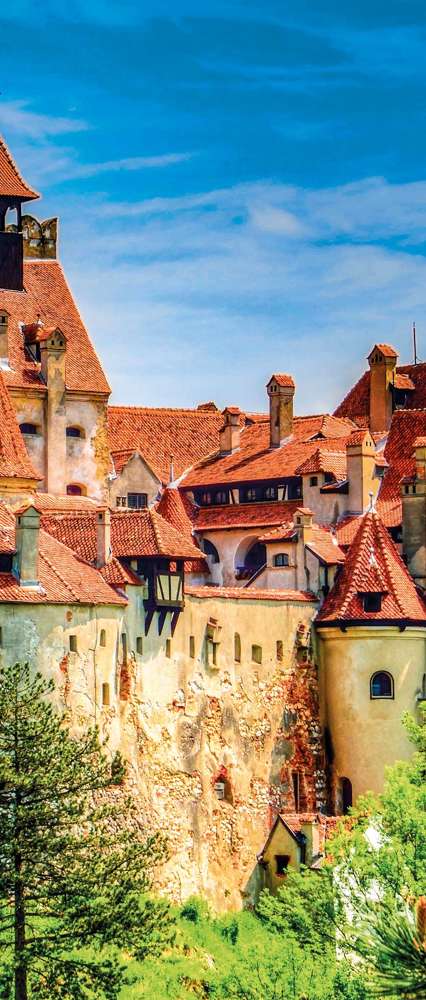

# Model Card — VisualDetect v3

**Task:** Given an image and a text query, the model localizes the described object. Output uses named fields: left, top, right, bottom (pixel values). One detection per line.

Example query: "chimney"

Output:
left=294, top=506, right=314, bottom=542
left=219, top=407, right=241, bottom=455
left=96, top=506, right=111, bottom=567
left=39, top=327, right=67, bottom=494
left=402, top=437, right=426, bottom=589
left=346, top=430, right=377, bottom=514
left=14, top=505, right=40, bottom=588
left=0, top=309, right=9, bottom=361
left=367, top=344, right=398, bottom=432
left=267, top=374, right=295, bottom=448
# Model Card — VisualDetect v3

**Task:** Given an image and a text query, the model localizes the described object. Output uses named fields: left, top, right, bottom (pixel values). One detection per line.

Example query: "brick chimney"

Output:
left=13, top=504, right=40, bottom=588
left=0, top=309, right=9, bottom=361
left=96, top=505, right=111, bottom=567
left=267, top=374, right=295, bottom=448
left=402, top=436, right=426, bottom=589
left=219, top=407, right=241, bottom=455
left=39, top=327, right=67, bottom=493
left=346, top=429, right=378, bottom=514
left=367, top=344, right=398, bottom=432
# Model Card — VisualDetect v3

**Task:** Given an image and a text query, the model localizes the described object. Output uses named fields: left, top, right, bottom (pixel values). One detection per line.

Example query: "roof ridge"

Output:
left=0, top=133, right=39, bottom=200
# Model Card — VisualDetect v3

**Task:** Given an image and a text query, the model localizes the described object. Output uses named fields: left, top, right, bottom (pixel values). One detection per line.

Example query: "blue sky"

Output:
left=1, top=1, right=426, bottom=412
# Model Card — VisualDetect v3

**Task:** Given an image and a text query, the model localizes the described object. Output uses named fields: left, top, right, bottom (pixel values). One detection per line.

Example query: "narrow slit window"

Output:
left=189, top=635, right=195, bottom=658
left=102, top=682, right=110, bottom=706
left=166, top=639, right=171, bottom=658
left=69, top=635, right=77, bottom=653
left=234, top=632, right=241, bottom=663
left=99, top=629, right=106, bottom=648
left=252, top=644, right=262, bottom=665
left=136, top=636, right=143, bottom=655
left=276, top=640, right=283, bottom=662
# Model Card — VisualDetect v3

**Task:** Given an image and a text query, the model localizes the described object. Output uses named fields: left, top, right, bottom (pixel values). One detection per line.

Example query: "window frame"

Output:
left=370, top=671, right=394, bottom=700
left=273, top=552, right=289, bottom=568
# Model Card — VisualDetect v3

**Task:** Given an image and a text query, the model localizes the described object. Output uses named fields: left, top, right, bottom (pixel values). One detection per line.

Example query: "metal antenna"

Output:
left=413, top=321, right=418, bottom=365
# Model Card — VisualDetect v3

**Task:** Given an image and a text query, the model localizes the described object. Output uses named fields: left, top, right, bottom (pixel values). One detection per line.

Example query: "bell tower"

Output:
left=0, top=134, right=39, bottom=291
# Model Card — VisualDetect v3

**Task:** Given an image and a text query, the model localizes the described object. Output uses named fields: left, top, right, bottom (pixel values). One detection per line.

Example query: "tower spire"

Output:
left=0, top=132, right=39, bottom=291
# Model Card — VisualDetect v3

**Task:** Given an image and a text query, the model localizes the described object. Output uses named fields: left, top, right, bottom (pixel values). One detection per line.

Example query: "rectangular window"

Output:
left=99, top=629, right=106, bottom=647
left=116, top=496, right=127, bottom=507
left=136, top=636, right=143, bottom=655
left=292, top=771, right=300, bottom=812
left=127, top=493, right=148, bottom=509
left=189, top=635, right=195, bottom=658
left=69, top=635, right=77, bottom=653
left=275, top=854, right=290, bottom=876
left=309, top=476, right=318, bottom=487
left=102, top=682, right=110, bottom=707
left=121, top=633, right=128, bottom=663
left=166, top=639, right=171, bottom=658
left=276, top=640, right=283, bottom=662
left=363, top=593, right=382, bottom=613
left=252, top=644, right=262, bottom=665
left=324, top=472, right=334, bottom=484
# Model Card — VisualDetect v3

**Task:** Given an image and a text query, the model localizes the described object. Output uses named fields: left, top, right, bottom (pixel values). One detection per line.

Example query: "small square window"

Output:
left=275, top=854, right=290, bottom=876
left=136, top=636, right=143, bottom=655
left=309, top=476, right=318, bottom=487
left=127, top=493, right=147, bottom=509
left=69, top=635, right=77, bottom=653
left=363, top=593, right=382, bottom=613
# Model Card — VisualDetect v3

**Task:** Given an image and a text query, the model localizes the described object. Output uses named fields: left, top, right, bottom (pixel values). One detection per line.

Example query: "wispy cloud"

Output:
left=60, top=151, right=195, bottom=180
left=0, top=100, right=87, bottom=138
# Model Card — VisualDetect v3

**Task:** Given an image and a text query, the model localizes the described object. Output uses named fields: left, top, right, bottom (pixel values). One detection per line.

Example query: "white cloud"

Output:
left=0, top=100, right=88, bottom=139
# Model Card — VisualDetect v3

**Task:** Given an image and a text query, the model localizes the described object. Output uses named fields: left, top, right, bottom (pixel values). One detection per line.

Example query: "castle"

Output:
left=0, top=132, right=425, bottom=908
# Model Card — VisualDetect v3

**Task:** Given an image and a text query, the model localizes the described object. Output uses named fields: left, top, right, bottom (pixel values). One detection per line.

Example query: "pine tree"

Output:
left=0, top=662, right=174, bottom=1000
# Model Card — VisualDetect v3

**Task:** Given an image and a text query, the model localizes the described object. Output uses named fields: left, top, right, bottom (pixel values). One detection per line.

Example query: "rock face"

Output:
left=113, top=592, right=325, bottom=910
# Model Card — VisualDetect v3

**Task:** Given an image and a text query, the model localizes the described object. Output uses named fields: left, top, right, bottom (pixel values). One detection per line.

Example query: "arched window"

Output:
left=66, top=426, right=84, bottom=439
left=370, top=671, right=394, bottom=699
left=20, top=422, right=39, bottom=435
left=234, top=632, right=241, bottom=663
left=66, top=484, right=86, bottom=496
left=273, top=552, right=289, bottom=567
left=200, top=538, right=220, bottom=564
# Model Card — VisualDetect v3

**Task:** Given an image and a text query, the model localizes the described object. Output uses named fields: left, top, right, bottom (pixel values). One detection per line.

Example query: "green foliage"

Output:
left=359, top=904, right=426, bottom=997
left=181, top=898, right=210, bottom=924
left=0, top=662, right=174, bottom=1000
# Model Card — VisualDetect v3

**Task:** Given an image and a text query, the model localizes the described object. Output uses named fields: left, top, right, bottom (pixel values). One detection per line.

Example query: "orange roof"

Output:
left=0, top=260, right=110, bottom=394
left=186, top=585, right=317, bottom=602
left=108, top=405, right=224, bottom=484
left=317, top=509, right=426, bottom=625
left=377, top=409, right=426, bottom=523
left=182, top=414, right=356, bottom=490
left=0, top=370, right=40, bottom=481
left=41, top=507, right=203, bottom=563
left=195, top=500, right=300, bottom=532
left=368, top=343, right=398, bottom=359
left=305, top=528, right=345, bottom=565
left=0, top=525, right=125, bottom=605
left=0, top=134, right=39, bottom=201
left=394, top=373, right=415, bottom=391
left=155, top=487, right=207, bottom=574
left=29, top=493, right=98, bottom=513
left=334, top=363, right=426, bottom=426
left=268, top=373, right=295, bottom=388
left=296, top=448, right=347, bottom=480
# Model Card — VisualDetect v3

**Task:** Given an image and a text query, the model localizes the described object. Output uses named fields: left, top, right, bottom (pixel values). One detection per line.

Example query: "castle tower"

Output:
left=316, top=508, right=426, bottom=812
left=266, top=374, right=295, bottom=448
left=0, top=134, right=39, bottom=291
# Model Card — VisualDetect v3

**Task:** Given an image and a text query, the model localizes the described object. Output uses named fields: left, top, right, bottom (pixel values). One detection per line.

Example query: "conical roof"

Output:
left=317, top=509, right=426, bottom=625
left=0, top=134, right=39, bottom=201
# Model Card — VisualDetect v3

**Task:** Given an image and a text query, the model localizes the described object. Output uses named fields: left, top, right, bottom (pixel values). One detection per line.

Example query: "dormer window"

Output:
left=363, top=592, right=382, bottom=613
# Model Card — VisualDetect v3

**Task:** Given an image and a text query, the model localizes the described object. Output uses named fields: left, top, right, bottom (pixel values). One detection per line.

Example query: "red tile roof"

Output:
left=0, top=260, right=110, bottom=394
left=305, top=529, right=345, bottom=565
left=317, top=510, right=426, bottom=625
left=41, top=507, right=203, bottom=563
left=0, top=370, right=40, bottom=481
left=29, top=493, right=98, bottom=512
left=0, top=135, right=39, bottom=201
left=268, top=374, right=295, bottom=388
left=296, top=448, right=347, bottom=480
left=155, top=487, right=207, bottom=574
left=182, top=414, right=356, bottom=490
left=108, top=405, right=224, bottom=484
left=334, top=363, right=426, bottom=426
left=370, top=343, right=398, bottom=359
left=186, top=585, right=317, bottom=602
left=377, top=409, right=426, bottom=523
left=0, top=525, right=125, bottom=605
left=194, top=500, right=300, bottom=532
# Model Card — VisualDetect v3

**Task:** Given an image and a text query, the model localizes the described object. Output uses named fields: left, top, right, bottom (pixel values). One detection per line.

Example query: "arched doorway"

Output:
left=235, top=540, right=266, bottom=581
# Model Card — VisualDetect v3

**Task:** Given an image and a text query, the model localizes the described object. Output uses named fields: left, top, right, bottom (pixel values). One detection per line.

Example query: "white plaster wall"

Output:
left=109, top=453, right=161, bottom=508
